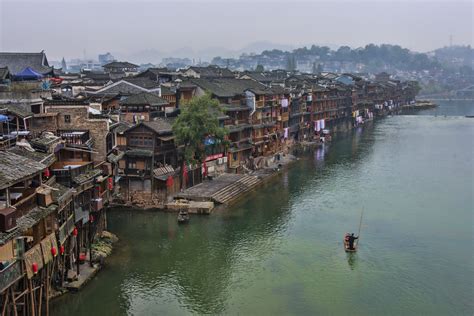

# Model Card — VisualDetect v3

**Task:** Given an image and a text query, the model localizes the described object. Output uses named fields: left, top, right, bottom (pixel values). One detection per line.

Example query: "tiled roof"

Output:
left=0, top=103, right=33, bottom=118
left=107, top=151, right=125, bottom=163
left=73, top=168, right=102, bottom=185
left=120, top=92, right=169, bottom=106
left=8, top=146, right=56, bottom=166
left=0, top=52, right=53, bottom=74
left=103, top=61, right=139, bottom=69
left=110, top=121, right=132, bottom=134
left=122, top=77, right=161, bottom=90
left=142, top=118, right=174, bottom=134
left=0, top=151, right=45, bottom=190
left=187, top=66, right=234, bottom=78
left=153, top=165, right=174, bottom=177
left=0, top=205, right=57, bottom=245
left=191, top=78, right=271, bottom=98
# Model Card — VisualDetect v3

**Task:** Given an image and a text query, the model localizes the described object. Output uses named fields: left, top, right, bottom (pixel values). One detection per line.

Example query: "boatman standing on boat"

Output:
left=348, top=233, right=359, bottom=250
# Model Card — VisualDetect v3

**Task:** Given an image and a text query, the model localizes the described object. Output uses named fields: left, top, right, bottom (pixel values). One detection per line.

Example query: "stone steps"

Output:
left=211, top=175, right=261, bottom=204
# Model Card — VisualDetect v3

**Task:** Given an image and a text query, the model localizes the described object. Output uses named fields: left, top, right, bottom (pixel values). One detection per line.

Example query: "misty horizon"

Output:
left=1, top=0, right=473, bottom=63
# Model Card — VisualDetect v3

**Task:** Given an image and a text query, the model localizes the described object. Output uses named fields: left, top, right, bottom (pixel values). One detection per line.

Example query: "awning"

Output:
left=14, top=67, right=44, bottom=80
left=158, top=135, right=174, bottom=141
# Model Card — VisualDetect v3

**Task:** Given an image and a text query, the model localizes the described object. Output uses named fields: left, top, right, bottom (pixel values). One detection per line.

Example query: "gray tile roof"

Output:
left=91, top=81, right=148, bottom=96
left=0, top=51, right=53, bottom=75
left=0, top=151, right=46, bottom=190
left=0, top=103, right=34, bottom=118
left=187, top=66, right=234, bottom=78
left=0, top=205, right=57, bottom=245
left=103, top=61, right=139, bottom=69
left=141, top=118, right=174, bottom=135
left=120, top=92, right=169, bottom=106
left=8, top=146, right=56, bottom=166
left=122, top=77, right=161, bottom=89
left=191, top=78, right=271, bottom=98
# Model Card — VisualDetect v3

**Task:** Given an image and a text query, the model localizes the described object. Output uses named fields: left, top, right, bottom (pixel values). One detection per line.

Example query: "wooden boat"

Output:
left=177, top=210, right=190, bottom=224
left=344, top=238, right=357, bottom=252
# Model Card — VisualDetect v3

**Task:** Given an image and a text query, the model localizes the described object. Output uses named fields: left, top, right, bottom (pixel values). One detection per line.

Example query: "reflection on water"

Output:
left=346, top=253, right=358, bottom=270
left=52, top=102, right=473, bottom=315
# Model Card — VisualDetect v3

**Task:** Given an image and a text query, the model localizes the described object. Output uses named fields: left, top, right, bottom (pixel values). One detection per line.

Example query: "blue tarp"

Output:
left=14, top=67, right=44, bottom=80
left=0, top=114, right=9, bottom=122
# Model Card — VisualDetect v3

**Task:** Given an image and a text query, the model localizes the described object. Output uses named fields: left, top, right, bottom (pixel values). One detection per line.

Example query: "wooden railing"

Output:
left=0, top=260, right=23, bottom=294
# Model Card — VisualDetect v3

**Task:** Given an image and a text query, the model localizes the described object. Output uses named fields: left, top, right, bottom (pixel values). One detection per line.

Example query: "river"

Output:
left=52, top=101, right=473, bottom=315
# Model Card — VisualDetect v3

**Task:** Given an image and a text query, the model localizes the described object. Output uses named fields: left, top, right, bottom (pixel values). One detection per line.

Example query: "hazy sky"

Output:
left=0, top=0, right=472, bottom=62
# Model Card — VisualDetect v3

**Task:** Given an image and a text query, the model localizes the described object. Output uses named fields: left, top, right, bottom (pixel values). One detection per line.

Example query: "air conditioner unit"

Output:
left=217, top=158, right=223, bottom=164
left=223, top=157, right=228, bottom=163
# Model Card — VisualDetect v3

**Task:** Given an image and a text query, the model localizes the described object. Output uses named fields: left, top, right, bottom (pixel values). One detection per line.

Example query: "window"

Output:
left=128, top=161, right=137, bottom=169
left=64, top=115, right=71, bottom=123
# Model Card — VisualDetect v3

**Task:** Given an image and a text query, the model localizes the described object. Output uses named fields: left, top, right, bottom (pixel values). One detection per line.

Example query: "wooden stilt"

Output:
left=28, top=279, right=35, bottom=316
left=11, top=287, right=18, bottom=316
left=37, top=271, right=43, bottom=316
left=2, top=289, right=9, bottom=316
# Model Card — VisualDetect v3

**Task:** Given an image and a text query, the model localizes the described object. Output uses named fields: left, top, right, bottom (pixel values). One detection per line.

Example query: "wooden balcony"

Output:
left=58, top=130, right=92, bottom=147
left=51, top=161, right=94, bottom=187
left=0, top=260, right=23, bottom=294
left=12, top=188, right=37, bottom=217
left=58, top=214, right=75, bottom=244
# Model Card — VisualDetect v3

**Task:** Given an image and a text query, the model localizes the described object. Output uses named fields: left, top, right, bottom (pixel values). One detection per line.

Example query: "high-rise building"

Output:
left=98, top=52, right=115, bottom=65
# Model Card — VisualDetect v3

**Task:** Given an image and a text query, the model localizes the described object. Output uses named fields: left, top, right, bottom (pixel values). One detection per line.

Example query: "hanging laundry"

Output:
left=320, top=119, right=325, bottom=129
left=315, top=120, right=321, bottom=132
left=281, top=99, right=289, bottom=108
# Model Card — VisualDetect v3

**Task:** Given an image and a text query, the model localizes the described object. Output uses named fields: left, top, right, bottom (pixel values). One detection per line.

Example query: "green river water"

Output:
left=52, top=101, right=473, bottom=315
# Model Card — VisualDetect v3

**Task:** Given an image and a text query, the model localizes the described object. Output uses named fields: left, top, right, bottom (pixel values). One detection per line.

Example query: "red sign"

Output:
left=205, top=153, right=224, bottom=162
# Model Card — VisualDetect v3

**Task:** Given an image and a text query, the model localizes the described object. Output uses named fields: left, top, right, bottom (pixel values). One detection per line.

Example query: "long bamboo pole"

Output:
left=356, top=208, right=364, bottom=247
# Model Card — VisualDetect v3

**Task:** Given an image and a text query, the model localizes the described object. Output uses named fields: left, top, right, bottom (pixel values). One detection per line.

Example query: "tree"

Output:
left=172, top=94, right=228, bottom=164
left=255, top=64, right=264, bottom=72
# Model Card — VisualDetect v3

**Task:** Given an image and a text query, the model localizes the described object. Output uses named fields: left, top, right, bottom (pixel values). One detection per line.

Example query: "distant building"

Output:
left=98, top=52, right=115, bottom=65
left=61, top=57, right=67, bottom=72
left=183, top=66, right=234, bottom=79
left=102, top=61, right=139, bottom=78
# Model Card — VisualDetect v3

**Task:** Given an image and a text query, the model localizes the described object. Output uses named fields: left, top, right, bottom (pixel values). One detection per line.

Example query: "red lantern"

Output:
left=32, top=262, right=38, bottom=274
left=43, top=168, right=50, bottom=178
left=60, top=245, right=65, bottom=255
left=73, top=227, right=78, bottom=236
left=51, top=247, right=57, bottom=257
left=202, top=162, right=208, bottom=178
left=89, top=214, right=94, bottom=223
left=108, top=177, right=113, bottom=190
left=166, top=175, right=174, bottom=188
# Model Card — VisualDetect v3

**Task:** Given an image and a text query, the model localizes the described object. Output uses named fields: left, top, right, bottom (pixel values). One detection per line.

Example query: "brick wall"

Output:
left=45, top=106, right=109, bottom=162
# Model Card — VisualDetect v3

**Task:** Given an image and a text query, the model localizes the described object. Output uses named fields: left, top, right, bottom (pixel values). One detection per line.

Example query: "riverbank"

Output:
left=50, top=103, right=474, bottom=315
left=50, top=231, right=118, bottom=299
left=401, top=99, right=438, bottom=110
